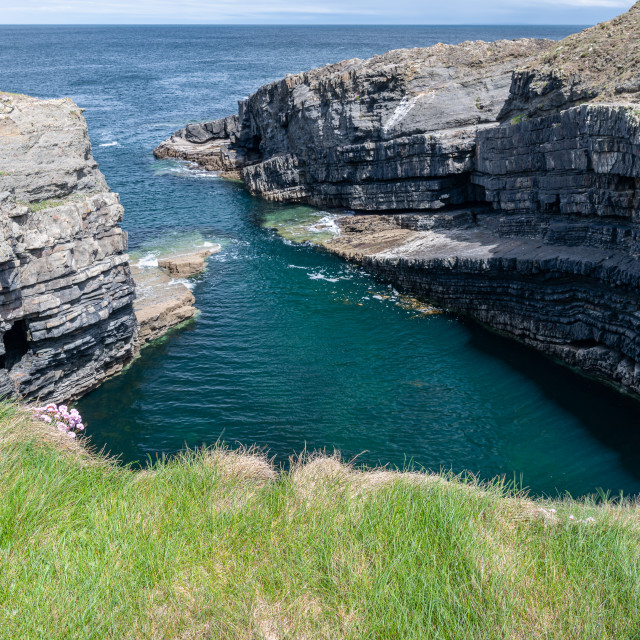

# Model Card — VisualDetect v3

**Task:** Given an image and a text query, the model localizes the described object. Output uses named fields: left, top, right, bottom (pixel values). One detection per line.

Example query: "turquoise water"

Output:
left=4, top=25, right=640, bottom=498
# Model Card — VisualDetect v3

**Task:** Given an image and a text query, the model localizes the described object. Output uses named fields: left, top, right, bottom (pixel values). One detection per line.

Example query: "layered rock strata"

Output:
left=154, top=39, right=551, bottom=208
left=158, top=3, right=640, bottom=396
left=0, top=93, right=137, bottom=402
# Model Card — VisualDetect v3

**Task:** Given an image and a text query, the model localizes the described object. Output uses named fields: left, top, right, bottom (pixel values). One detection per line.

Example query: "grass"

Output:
left=0, top=401, right=639, bottom=639
left=12, top=190, right=101, bottom=212
left=510, top=113, right=528, bottom=125
left=25, top=198, right=66, bottom=212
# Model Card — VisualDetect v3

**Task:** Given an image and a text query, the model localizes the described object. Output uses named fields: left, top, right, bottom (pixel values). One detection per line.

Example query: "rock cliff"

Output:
left=157, top=3, right=640, bottom=396
left=0, top=92, right=138, bottom=401
left=155, top=39, right=551, bottom=209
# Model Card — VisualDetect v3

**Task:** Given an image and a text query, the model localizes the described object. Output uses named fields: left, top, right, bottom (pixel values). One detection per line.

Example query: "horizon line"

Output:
left=0, top=22, right=590, bottom=27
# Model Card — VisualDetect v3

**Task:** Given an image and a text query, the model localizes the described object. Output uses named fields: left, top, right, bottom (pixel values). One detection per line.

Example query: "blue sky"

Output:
left=0, top=0, right=635, bottom=25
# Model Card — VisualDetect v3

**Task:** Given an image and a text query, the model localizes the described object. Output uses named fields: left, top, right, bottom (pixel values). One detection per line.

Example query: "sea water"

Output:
left=4, top=24, right=640, bottom=497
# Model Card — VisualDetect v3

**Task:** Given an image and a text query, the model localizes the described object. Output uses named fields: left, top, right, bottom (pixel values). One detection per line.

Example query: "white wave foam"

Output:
left=136, top=254, right=158, bottom=268
left=169, top=278, right=195, bottom=290
left=174, top=162, right=220, bottom=179
left=99, top=141, right=118, bottom=147
left=306, top=214, right=341, bottom=236
left=308, top=272, right=340, bottom=283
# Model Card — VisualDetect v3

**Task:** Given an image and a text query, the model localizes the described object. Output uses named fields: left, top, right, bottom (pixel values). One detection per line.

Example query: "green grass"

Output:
left=25, top=198, right=67, bottom=212
left=12, top=190, right=100, bottom=212
left=0, top=401, right=639, bottom=639
left=510, top=113, right=528, bottom=125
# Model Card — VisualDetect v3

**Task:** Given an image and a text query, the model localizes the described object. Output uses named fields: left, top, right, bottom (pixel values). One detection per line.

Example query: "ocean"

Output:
left=3, top=24, right=640, bottom=497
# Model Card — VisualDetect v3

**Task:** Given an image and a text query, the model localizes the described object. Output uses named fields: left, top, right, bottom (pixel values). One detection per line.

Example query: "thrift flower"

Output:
left=33, top=403, right=86, bottom=438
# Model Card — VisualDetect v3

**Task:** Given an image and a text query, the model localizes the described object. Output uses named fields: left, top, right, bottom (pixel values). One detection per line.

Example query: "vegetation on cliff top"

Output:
left=0, top=401, right=639, bottom=639
left=524, top=1, right=640, bottom=101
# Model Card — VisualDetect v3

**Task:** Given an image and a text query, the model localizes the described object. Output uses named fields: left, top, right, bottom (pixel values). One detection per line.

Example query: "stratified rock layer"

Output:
left=155, top=39, right=551, bottom=209
left=157, top=3, right=640, bottom=396
left=0, top=92, right=137, bottom=402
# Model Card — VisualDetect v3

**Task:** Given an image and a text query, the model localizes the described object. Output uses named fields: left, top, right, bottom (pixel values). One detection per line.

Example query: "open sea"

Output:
left=3, top=24, right=640, bottom=498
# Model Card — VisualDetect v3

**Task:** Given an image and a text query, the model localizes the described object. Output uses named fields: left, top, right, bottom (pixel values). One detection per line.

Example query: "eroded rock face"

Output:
left=154, top=39, right=552, bottom=209
left=157, top=3, right=640, bottom=397
left=0, top=93, right=137, bottom=402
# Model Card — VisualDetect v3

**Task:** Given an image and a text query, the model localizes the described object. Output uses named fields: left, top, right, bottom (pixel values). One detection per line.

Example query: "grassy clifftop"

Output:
left=0, top=402, right=638, bottom=639
left=500, top=2, right=640, bottom=119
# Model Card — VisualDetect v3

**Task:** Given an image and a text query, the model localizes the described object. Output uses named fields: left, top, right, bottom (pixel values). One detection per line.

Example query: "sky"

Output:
left=0, top=0, right=635, bottom=25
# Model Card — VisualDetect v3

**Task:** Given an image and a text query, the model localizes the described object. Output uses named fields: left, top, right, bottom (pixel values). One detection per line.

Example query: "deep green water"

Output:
left=3, top=24, right=640, bottom=498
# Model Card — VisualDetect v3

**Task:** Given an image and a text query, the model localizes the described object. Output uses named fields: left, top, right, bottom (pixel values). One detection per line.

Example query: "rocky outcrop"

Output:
left=157, top=246, right=219, bottom=277
left=131, top=264, right=196, bottom=346
left=0, top=92, right=137, bottom=402
left=158, top=3, right=640, bottom=396
left=154, top=39, right=551, bottom=208
left=133, top=247, right=219, bottom=344
left=154, top=115, right=259, bottom=178
left=499, top=2, right=640, bottom=120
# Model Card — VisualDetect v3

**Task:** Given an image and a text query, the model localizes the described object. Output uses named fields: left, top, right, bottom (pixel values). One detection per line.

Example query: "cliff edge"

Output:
left=157, top=3, right=640, bottom=397
left=0, top=92, right=139, bottom=401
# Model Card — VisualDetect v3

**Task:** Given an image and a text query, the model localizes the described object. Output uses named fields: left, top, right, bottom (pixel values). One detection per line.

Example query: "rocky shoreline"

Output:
left=0, top=92, right=217, bottom=402
left=156, top=3, right=640, bottom=398
left=132, top=247, right=218, bottom=346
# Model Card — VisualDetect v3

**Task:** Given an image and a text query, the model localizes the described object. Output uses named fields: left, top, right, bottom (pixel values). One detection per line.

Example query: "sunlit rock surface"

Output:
left=0, top=92, right=137, bottom=401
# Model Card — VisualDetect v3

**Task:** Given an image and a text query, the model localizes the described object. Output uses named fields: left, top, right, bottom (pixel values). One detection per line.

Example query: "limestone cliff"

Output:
left=155, top=39, right=551, bottom=209
left=157, top=3, right=640, bottom=397
left=0, top=93, right=137, bottom=402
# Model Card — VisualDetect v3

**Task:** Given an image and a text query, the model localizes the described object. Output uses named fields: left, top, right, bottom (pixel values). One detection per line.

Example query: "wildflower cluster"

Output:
left=33, top=403, right=85, bottom=439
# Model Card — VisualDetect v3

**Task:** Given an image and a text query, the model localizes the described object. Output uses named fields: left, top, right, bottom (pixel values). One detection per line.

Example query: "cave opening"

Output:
left=0, top=320, right=29, bottom=370
left=250, top=134, right=262, bottom=151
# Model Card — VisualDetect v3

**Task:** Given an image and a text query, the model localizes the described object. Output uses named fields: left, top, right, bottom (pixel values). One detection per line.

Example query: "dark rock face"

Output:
left=156, top=3, right=640, bottom=397
left=155, top=39, right=551, bottom=207
left=0, top=93, right=138, bottom=402
left=475, top=104, right=640, bottom=220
